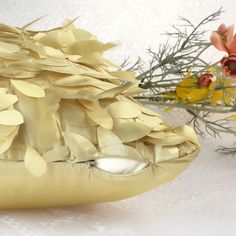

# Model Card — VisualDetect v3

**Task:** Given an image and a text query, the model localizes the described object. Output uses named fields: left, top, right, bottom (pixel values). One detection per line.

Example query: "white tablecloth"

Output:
left=0, top=0, right=236, bottom=235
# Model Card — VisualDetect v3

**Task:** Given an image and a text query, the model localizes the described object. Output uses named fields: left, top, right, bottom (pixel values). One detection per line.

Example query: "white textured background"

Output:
left=0, top=0, right=236, bottom=235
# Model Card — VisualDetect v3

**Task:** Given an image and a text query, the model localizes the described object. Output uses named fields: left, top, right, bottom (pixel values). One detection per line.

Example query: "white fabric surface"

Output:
left=0, top=0, right=236, bottom=235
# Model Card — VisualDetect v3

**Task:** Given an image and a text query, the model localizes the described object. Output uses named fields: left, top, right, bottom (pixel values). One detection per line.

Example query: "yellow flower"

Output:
left=176, top=72, right=208, bottom=103
left=209, top=78, right=236, bottom=104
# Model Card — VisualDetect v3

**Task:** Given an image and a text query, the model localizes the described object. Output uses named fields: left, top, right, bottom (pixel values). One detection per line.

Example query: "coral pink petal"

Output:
left=217, top=24, right=227, bottom=34
left=226, top=25, right=234, bottom=48
left=229, top=36, right=236, bottom=53
left=210, top=32, right=228, bottom=52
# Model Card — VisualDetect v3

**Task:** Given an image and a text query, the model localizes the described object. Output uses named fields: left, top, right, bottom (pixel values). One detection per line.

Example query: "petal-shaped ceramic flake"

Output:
left=0, top=110, right=24, bottom=125
left=86, top=107, right=113, bottom=130
left=72, top=28, right=95, bottom=41
left=154, top=145, right=179, bottom=162
left=125, top=84, right=146, bottom=96
left=0, top=69, right=37, bottom=79
left=98, top=83, right=132, bottom=99
left=0, top=41, right=20, bottom=53
left=24, top=145, right=47, bottom=177
left=38, top=30, right=63, bottom=49
left=76, top=52, right=118, bottom=67
left=107, top=101, right=141, bottom=118
left=0, top=94, right=18, bottom=111
left=0, top=125, right=17, bottom=136
left=0, top=88, right=7, bottom=94
left=108, top=71, right=136, bottom=82
left=43, top=146, right=70, bottom=163
left=147, top=131, right=165, bottom=139
left=174, top=125, right=200, bottom=146
left=0, top=126, right=18, bottom=155
left=64, top=132, right=98, bottom=161
left=136, top=113, right=162, bottom=128
left=54, top=75, right=115, bottom=90
left=11, top=79, right=45, bottom=98
left=66, top=40, right=116, bottom=55
left=97, top=126, right=125, bottom=156
left=113, top=122, right=152, bottom=142
left=145, top=135, right=185, bottom=146
left=124, top=145, right=143, bottom=161
left=125, top=99, right=158, bottom=116
left=0, top=23, right=20, bottom=34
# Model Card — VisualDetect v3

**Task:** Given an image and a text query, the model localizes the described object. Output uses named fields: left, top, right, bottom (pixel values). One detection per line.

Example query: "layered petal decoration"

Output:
left=0, top=20, right=200, bottom=209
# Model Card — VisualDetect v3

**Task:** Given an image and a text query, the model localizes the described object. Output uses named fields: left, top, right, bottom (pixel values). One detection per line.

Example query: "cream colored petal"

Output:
left=124, top=145, right=143, bottom=161
left=86, top=107, right=113, bottom=130
left=76, top=91, right=97, bottom=101
left=95, top=157, right=149, bottom=175
left=25, top=41, right=46, bottom=58
left=52, top=86, right=102, bottom=99
left=82, top=70, right=118, bottom=80
left=79, top=99, right=100, bottom=111
left=0, top=110, right=24, bottom=125
left=0, top=126, right=18, bottom=155
left=174, top=125, right=200, bottom=146
left=37, top=58, right=70, bottom=67
left=147, top=131, right=166, bottom=139
left=59, top=99, right=93, bottom=127
left=43, top=146, right=70, bottom=163
left=125, top=84, right=146, bottom=96
left=145, top=135, right=185, bottom=146
left=59, top=100, right=98, bottom=145
left=136, top=141, right=145, bottom=156
left=109, top=71, right=136, bottom=82
left=0, top=23, right=20, bottom=34
left=72, top=28, right=95, bottom=41
left=97, top=126, right=125, bottom=156
left=113, top=122, right=151, bottom=142
left=165, top=131, right=177, bottom=137
left=106, top=101, right=141, bottom=118
left=98, top=83, right=132, bottom=99
left=0, top=69, right=37, bottom=78
left=178, top=141, right=198, bottom=157
left=43, top=45, right=65, bottom=58
left=113, top=118, right=134, bottom=128
left=77, top=52, right=118, bottom=67
left=0, top=88, right=7, bottom=94
left=66, top=40, right=116, bottom=55
left=39, top=30, right=62, bottom=48
left=152, top=124, right=169, bottom=132
left=41, top=65, right=84, bottom=75
left=0, top=51, right=29, bottom=61
left=0, top=125, right=17, bottom=136
left=154, top=145, right=179, bottom=162
left=24, top=145, right=47, bottom=177
left=54, top=75, right=115, bottom=90
left=126, top=99, right=158, bottom=116
left=0, top=41, right=20, bottom=53
left=0, top=94, right=18, bottom=110
left=136, top=113, right=162, bottom=128
left=64, top=132, right=98, bottom=161
left=11, top=79, right=45, bottom=98
left=8, top=61, right=40, bottom=72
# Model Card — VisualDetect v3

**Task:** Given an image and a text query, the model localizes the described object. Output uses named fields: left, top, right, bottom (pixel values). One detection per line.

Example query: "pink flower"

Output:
left=221, top=54, right=236, bottom=76
left=210, top=24, right=236, bottom=54
left=198, top=73, right=213, bottom=87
